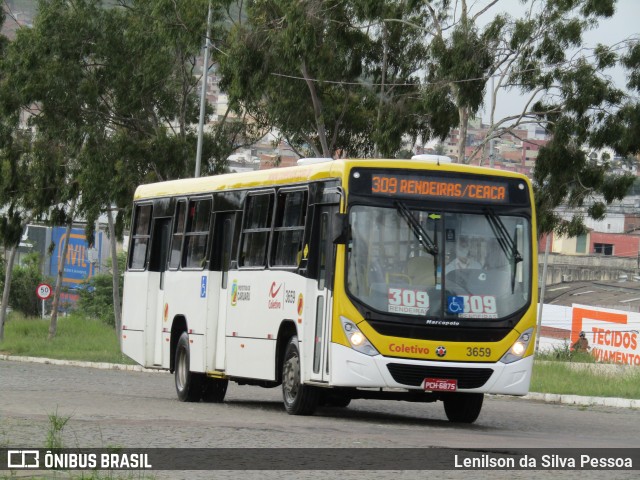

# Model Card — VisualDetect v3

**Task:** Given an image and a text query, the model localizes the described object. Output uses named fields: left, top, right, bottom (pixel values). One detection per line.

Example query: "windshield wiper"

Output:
left=484, top=208, right=523, bottom=292
left=395, top=201, right=438, bottom=256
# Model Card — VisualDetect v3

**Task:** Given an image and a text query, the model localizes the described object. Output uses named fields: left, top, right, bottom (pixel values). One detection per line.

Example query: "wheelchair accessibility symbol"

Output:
left=447, top=296, right=465, bottom=314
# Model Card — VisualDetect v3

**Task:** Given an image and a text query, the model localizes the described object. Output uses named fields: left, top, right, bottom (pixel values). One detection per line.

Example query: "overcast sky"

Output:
left=483, top=0, right=639, bottom=123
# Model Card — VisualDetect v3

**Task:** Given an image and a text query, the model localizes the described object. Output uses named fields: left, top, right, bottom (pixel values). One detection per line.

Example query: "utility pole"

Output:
left=535, top=234, right=551, bottom=353
left=195, top=1, right=212, bottom=178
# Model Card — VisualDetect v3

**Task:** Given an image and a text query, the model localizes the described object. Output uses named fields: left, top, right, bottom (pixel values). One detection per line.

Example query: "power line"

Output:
left=268, top=42, right=634, bottom=88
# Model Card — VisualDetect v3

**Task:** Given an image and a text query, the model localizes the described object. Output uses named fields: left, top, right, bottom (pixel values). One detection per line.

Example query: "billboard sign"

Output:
left=49, top=227, right=103, bottom=294
left=571, top=304, right=640, bottom=366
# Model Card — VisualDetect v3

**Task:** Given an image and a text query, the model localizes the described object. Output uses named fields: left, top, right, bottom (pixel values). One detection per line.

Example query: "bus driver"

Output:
left=446, top=236, right=481, bottom=273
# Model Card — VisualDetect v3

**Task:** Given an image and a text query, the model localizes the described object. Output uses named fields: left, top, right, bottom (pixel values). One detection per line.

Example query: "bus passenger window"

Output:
left=129, top=204, right=152, bottom=270
left=182, top=198, right=212, bottom=269
left=317, top=212, right=328, bottom=289
left=271, top=190, right=307, bottom=267
left=168, top=201, right=186, bottom=269
left=239, top=193, right=274, bottom=267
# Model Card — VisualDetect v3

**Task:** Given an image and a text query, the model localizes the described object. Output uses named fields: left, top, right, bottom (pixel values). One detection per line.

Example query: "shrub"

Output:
left=77, top=274, right=118, bottom=326
left=9, top=253, right=46, bottom=317
left=536, top=340, right=595, bottom=363
left=76, top=253, right=125, bottom=326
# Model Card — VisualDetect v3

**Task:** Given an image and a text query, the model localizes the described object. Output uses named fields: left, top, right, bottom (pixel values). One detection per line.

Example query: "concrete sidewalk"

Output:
left=2, top=353, right=639, bottom=410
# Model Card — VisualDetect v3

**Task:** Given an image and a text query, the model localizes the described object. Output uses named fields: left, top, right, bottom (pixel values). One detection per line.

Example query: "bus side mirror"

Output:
left=332, top=213, right=349, bottom=244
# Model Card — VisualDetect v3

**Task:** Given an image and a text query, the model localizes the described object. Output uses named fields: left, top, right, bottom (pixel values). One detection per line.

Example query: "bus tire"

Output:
left=202, top=377, right=229, bottom=403
left=175, top=331, right=203, bottom=402
left=443, top=392, right=484, bottom=423
left=282, top=335, right=319, bottom=415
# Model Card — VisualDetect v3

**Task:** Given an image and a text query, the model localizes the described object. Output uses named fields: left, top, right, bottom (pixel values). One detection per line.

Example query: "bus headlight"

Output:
left=340, top=317, right=379, bottom=356
left=500, top=328, right=533, bottom=364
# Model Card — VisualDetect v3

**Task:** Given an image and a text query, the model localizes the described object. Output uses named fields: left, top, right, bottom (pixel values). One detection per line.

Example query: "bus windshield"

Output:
left=346, top=204, right=531, bottom=320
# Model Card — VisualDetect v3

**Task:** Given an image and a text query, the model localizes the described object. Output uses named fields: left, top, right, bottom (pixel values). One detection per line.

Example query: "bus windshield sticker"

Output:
left=447, top=295, right=498, bottom=318
left=388, top=288, right=429, bottom=316
left=367, top=174, right=510, bottom=204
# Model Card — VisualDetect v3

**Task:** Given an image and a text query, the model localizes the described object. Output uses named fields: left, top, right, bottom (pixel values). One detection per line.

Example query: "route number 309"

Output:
left=460, top=295, right=497, bottom=314
left=388, top=288, right=429, bottom=308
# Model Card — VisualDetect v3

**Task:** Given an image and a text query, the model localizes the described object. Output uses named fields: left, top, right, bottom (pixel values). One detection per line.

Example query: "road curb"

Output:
left=1, top=354, right=638, bottom=409
left=0, top=354, right=164, bottom=373
left=523, top=392, right=640, bottom=409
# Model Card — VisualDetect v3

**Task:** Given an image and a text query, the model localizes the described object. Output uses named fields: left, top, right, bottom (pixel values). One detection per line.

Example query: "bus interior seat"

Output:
left=386, top=272, right=411, bottom=284
left=407, top=256, right=436, bottom=286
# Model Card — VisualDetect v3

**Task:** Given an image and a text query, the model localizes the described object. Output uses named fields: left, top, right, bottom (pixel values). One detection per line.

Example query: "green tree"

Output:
left=73, top=0, right=249, bottom=335
left=0, top=0, right=103, bottom=338
left=218, top=0, right=434, bottom=158
left=419, top=0, right=626, bottom=164
left=415, top=0, right=637, bottom=235
left=422, top=0, right=495, bottom=162
left=0, top=121, right=60, bottom=340
left=591, top=41, right=640, bottom=161
left=532, top=39, right=640, bottom=235
left=9, top=253, right=44, bottom=317
left=0, top=0, right=256, bottom=340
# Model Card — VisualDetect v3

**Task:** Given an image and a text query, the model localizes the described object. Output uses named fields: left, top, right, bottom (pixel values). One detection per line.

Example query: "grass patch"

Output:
left=2, top=312, right=639, bottom=400
left=531, top=360, right=640, bottom=399
left=46, top=408, right=72, bottom=450
left=535, top=342, right=596, bottom=363
left=0, top=312, right=133, bottom=364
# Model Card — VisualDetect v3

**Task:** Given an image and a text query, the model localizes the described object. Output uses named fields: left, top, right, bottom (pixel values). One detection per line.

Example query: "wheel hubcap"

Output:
left=283, top=353, right=300, bottom=403
left=177, top=348, right=187, bottom=390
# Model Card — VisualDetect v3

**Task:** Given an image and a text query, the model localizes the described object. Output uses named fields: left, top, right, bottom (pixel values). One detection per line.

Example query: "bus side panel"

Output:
left=189, top=333, right=205, bottom=375
left=121, top=330, right=145, bottom=366
left=162, top=331, right=171, bottom=368
left=226, top=337, right=276, bottom=380
left=162, top=270, right=213, bottom=373
left=121, top=271, right=160, bottom=366
left=225, top=271, right=307, bottom=381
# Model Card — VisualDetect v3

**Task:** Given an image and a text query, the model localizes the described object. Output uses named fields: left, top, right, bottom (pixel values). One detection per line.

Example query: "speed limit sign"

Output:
left=36, top=283, right=52, bottom=300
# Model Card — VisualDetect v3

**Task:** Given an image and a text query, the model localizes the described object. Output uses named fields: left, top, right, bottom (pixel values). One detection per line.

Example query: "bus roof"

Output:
left=133, top=158, right=531, bottom=200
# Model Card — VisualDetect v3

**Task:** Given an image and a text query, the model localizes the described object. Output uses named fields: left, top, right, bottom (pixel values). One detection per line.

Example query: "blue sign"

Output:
left=447, top=296, right=465, bottom=314
left=49, top=227, right=103, bottom=289
left=200, top=276, right=207, bottom=298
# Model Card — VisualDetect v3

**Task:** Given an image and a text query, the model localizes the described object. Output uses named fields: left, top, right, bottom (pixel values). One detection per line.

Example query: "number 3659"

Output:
left=466, top=347, right=491, bottom=357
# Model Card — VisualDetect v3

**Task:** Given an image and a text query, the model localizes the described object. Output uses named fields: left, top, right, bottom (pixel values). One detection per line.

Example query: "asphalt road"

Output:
left=1, top=359, right=638, bottom=479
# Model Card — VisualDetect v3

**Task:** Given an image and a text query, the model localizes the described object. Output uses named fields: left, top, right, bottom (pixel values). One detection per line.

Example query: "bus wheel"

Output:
left=175, top=331, right=203, bottom=402
left=282, top=335, right=319, bottom=415
left=202, top=377, right=228, bottom=403
left=443, top=393, right=484, bottom=423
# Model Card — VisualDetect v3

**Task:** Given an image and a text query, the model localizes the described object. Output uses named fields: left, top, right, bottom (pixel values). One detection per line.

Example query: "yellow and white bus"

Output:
left=121, top=156, right=537, bottom=423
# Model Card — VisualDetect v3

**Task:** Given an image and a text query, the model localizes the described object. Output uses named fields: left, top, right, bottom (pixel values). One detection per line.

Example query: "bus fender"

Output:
left=275, top=320, right=297, bottom=383
left=169, top=315, right=188, bottom=373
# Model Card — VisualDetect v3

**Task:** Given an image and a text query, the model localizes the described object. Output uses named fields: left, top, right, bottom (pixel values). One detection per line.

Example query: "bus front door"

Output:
left=308, top=204, right=337, bottom=383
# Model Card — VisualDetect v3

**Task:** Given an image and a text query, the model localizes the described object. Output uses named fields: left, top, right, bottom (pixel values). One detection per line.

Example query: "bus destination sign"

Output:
left=365, top=173, right=510, bottom=204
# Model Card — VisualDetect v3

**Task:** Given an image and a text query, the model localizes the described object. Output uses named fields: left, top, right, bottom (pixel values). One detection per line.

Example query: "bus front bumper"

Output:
left=329, top=343, right=533, bottom=396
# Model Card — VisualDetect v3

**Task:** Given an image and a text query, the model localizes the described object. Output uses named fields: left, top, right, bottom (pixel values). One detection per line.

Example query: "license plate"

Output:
left=422, top=378, right=458, bottom=391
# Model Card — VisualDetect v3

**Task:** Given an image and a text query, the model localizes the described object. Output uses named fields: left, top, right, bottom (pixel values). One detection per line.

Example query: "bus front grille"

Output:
left=386, top=364, right=494, bottom=389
